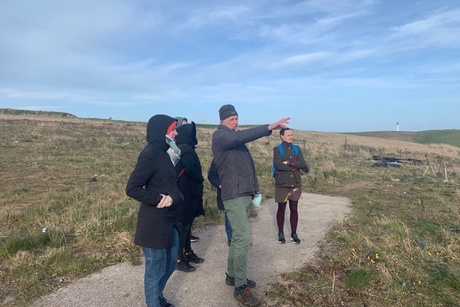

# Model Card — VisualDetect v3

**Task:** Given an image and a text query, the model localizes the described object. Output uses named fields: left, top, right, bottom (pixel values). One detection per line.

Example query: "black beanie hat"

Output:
left=219, top=104, right=238, bottom=120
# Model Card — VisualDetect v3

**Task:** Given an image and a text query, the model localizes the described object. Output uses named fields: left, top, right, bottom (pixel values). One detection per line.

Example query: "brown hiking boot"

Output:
left=233, top=286, right=262, bottom=307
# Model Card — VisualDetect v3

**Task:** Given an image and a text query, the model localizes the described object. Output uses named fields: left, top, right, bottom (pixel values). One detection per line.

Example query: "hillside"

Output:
left=2, top=108, right=459, bottom=148
left=346, top=130, right=460, bottom=148
left=0, top=108, right=77, bottom=119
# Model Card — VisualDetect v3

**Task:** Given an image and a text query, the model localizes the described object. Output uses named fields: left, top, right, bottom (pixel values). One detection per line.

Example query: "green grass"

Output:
left=1, top=113, right=460, bottom=306
left=345, top=268, right=372, bottom=290
left=415, top=130, right=460, bottom=148
left=0, top=107, right=76, bottom=118
left=346, top=129, right=460, bottom=148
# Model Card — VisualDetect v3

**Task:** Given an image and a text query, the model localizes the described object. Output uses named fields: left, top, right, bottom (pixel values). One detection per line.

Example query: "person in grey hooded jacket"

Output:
left=211, top=104, right=289, bottom=307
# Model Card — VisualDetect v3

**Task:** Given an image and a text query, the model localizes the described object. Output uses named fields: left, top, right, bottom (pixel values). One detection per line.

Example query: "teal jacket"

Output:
left=273, top=141, right=310, bottom=188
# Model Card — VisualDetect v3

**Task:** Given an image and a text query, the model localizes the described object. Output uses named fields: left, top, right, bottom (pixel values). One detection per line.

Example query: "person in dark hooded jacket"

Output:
left=126, top=114, right=183, bottom=307
left=173, top=121, right=205, bottom=272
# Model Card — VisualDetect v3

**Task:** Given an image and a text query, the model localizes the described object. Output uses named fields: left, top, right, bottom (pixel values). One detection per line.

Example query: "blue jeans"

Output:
left=225, top=211, right=232, bottom=241
left=142, top=228, right=179, bottom=307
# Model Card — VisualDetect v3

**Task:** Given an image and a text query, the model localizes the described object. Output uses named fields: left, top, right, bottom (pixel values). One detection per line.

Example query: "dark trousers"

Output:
left=177, top=219, right=193, bottom=260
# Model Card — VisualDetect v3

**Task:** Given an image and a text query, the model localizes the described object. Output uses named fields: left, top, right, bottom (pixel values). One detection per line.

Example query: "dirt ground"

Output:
left=31, top=193, right=350, bottom=307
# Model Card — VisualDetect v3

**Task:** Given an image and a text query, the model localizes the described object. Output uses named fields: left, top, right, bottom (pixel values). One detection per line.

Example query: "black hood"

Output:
left=175, top=121, right=197, bottom=148
left=146, top=114, right=177, bottom=150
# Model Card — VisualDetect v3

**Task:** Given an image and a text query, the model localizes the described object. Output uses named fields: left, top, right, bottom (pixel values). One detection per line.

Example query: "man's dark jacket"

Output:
left=126, top=114, right=183, bottom=249
left=207, top=159, right=224, bottom=211
left=211, top=124, right=271, bottom=201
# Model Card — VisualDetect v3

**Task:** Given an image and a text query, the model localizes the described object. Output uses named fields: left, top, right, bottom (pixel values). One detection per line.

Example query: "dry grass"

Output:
left=1, top=114, right=460, bottom=306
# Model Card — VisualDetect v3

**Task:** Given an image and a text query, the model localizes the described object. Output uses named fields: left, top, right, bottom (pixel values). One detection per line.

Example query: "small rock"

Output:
left=3, top=295, right=15, bottom=304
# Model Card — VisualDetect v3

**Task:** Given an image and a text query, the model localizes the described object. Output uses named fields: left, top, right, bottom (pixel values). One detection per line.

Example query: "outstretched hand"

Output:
left=268, top=117, right=290, bottom=131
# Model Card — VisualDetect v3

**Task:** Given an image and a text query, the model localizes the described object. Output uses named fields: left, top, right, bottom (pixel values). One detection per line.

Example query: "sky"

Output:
left=1, top=0, right=459, bottom=132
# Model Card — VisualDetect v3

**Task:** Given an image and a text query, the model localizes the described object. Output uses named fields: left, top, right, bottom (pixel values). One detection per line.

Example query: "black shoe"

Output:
left=291, top=232, right=301, bottom=244
left=184, top=251, right=204, bottom=263
left=233, top=286, right=262, bottom=307
left=190, top=234, right=199, bottom=242
left=176, top=260, right=196, bottom=272
left=278, top=232, right=286, bottom=244
left=227, top=239, right=231, bottom=246
left=226, top=273, right=256, bottom=288
left=159, top=296, right=175, bottom=307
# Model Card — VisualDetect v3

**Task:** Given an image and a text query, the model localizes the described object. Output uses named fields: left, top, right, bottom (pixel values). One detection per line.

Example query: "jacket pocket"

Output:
left=276, top=172, right=292, bottom=186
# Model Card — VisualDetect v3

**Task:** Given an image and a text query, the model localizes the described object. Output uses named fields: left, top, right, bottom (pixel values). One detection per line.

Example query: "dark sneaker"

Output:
left=278, top=232, right=286, bottom=244
left=176, top=260, right=196, bottom=272
left=184, top=251, right=204, bottom=263
left=227, top=239, right=231, bottom=246
left=233, top=286, right=262, bottom=307
left=291, top=232, right=301, bottom=244
left=226, top=273, right=256, bottom=288
left=159, top=296, right=175, bottom=307
left=190, top=234, right=199, bottom=242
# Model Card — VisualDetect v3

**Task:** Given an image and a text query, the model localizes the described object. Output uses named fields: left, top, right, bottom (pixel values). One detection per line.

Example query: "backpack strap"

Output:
left=273, top=143, right=299, bottom=178
left=177, top=168, right=185, bottom=181
left=277, top=143, right=284, bottom=157
left=273, top=144, right=284, bottom=178
left=175, top=144, right=186, bottom=180
left=292, top=144, right=299, bottom=156
left=278, top=143, right=299, bottom=157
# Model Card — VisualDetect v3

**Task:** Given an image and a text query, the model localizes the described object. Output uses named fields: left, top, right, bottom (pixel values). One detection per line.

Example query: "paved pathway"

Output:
left=32, top=193, right=350, bottom=307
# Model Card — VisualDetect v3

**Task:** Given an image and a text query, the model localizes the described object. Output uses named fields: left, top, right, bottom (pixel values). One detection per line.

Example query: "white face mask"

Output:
left=165, top=135, right=181, bottom=155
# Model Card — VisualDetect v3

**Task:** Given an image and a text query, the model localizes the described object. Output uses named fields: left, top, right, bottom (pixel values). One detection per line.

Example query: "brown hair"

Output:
left=280, top=127, right=291, bottom=136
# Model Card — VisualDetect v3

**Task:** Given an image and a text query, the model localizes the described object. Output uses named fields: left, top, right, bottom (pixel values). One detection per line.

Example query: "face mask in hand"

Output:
left=251, top=193, right=262, bottom=207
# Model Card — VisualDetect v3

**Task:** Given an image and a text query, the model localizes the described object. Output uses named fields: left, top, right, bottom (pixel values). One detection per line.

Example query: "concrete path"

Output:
left=31, top=193, right=350, bottom=307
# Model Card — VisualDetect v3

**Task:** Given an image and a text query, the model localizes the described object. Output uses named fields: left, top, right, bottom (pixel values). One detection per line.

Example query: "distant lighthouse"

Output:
left=396, top=122, right=400, bottom=132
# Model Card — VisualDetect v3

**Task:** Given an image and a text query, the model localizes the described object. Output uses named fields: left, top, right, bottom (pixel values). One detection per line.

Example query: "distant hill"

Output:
left=2, top=108, right=459, bottom=148
left=346, top=130, right=460, bottom=148
left=414, top=130, right=460, bottom=148
left=0, top=108, right=77, bottom=118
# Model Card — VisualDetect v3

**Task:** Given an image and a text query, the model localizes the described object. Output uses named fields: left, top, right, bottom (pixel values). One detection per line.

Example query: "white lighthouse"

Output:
left=396, top=122, right=400, bottom=132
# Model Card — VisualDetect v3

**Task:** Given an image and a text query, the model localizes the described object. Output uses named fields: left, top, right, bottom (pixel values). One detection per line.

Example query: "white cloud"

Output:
left=280, top=52, right=334, bottom=66
left=186, top=5, right=250, bottom=28
left=391, top=8, right=460, bottom=48
left=0, top=88, right=69, bottom=100
left=1, top=1, right=459, bottom=132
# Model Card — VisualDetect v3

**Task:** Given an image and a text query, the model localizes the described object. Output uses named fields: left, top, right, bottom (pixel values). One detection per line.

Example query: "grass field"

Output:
left=348, top=130, right=460, bottom=148
left=1, top=111, right=459, bottom=306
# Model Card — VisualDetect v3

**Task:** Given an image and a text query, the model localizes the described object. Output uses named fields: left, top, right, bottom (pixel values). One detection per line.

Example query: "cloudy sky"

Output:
left=1, top=0, right=459, bottom=132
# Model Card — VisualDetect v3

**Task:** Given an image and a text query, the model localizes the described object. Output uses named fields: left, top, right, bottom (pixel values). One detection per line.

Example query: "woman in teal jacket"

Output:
left=273, top=128, right=310, bottom=245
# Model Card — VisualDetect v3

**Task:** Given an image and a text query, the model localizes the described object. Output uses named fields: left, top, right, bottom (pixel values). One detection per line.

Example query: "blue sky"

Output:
left=1, top=0, right=459, bottom=132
